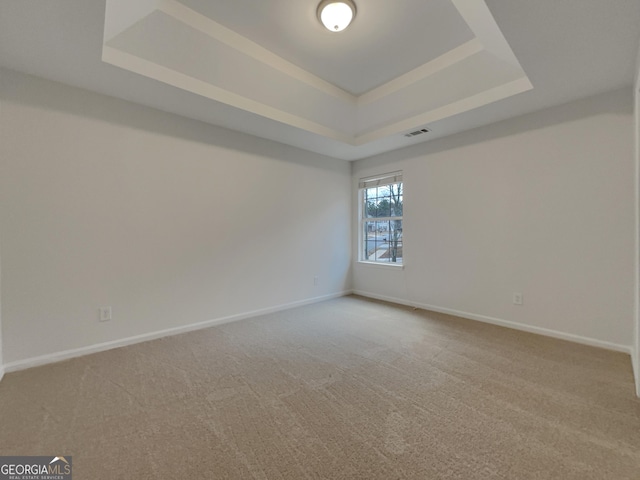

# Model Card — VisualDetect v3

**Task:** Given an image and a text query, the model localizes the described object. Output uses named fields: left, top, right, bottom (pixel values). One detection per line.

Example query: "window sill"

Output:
left=356, top=261, right=404, bottom=270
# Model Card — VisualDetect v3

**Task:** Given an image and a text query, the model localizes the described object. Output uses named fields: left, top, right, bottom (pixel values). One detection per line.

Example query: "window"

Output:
left=359, top=172, right=403, bottom=264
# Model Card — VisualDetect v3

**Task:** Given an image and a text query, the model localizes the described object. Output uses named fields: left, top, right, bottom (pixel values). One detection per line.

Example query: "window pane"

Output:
left=364, top=187, right=377, bottom=218
left=364, top=199, right=376, bottom=218
left=365, top=187, right=377, bottom=201
left=391, top=195, right=403, bottom=216
left=385, top=219, right=403, bottom=263
left=376, top=198, right=391, bottom=217
left=363, top=220, right=403, bottom=263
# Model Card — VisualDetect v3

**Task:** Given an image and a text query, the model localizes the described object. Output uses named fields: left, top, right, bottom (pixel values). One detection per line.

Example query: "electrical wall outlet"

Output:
left=513, top=293, right=523, bottom=306
left=98, top=306, right=112, bottom=322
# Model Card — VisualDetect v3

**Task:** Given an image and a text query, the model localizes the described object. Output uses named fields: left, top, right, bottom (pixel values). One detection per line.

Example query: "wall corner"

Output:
left=633, top=40, right=640, bottom=398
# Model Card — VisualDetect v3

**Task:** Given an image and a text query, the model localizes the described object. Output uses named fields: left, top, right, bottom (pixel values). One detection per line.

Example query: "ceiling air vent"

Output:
left=404, top=128, right=430, bottom=138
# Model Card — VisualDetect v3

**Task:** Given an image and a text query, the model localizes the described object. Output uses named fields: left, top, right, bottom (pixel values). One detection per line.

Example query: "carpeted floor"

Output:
left=1, top=295, right=639, bottom=479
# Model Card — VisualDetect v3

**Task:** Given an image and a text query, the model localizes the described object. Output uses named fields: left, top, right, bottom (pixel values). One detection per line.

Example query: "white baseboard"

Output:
left=353, top=290, right=633, bottom=355
left=3, top=291, right=351, bottom=374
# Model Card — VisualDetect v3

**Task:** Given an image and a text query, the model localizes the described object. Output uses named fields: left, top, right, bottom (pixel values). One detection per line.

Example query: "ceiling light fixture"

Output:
left=317, top=0, right=356, bottom=32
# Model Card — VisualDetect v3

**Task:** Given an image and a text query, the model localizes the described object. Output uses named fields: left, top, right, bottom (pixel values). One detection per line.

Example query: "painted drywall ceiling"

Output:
left=101, top=0, right=531, bottom=147
left=177, top=0, right=475, bottom=95
left=1, top=0, right=640, bottom=161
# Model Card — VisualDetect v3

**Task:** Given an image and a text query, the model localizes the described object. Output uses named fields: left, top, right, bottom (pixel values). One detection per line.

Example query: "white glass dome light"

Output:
left=317, top=0, right=356, bottom=32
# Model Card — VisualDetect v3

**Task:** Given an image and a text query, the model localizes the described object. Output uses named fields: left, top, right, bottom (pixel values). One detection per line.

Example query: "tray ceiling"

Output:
left=102, top=0, right=531, bottom=149
left=177, top=0, right=476, bottom=95
left=2, top=0, right=640, bottom=160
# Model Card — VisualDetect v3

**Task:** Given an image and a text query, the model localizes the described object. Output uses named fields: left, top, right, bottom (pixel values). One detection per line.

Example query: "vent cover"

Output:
left=404, top=128, right=430, bottom=138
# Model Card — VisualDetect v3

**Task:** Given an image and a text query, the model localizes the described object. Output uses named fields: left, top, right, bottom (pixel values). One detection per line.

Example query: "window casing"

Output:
left=359, top=172, right=403, bottom=264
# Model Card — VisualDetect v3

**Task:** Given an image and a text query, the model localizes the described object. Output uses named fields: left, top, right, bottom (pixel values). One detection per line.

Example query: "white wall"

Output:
left=353, top=89, right=635, bottom=352
left=634, top=48, right=640, bottom=397
left=0, top=92, right=4, bottom=380
left=0, top=69, right=351, bottom=367
left=0, top=243, right=3, bottom=381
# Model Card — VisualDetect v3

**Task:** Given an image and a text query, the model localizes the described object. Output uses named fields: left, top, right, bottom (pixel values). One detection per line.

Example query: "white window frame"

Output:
left=358, top=172, right=403, bottom=267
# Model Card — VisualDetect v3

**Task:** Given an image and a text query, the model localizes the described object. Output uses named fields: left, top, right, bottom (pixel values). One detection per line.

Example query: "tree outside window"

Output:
left=360, top=173, right=403, bottom=264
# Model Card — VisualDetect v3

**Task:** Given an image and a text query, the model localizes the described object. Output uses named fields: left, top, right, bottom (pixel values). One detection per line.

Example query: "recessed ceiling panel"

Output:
left=178, top=0, right=476, bottom=95
left=107, top=11, right=356, bottom=136
left=357, top=51, right=526, bottom=133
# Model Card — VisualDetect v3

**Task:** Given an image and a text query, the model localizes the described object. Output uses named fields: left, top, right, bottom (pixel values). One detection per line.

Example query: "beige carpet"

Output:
left=1, top=295, right=639, bottom=479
